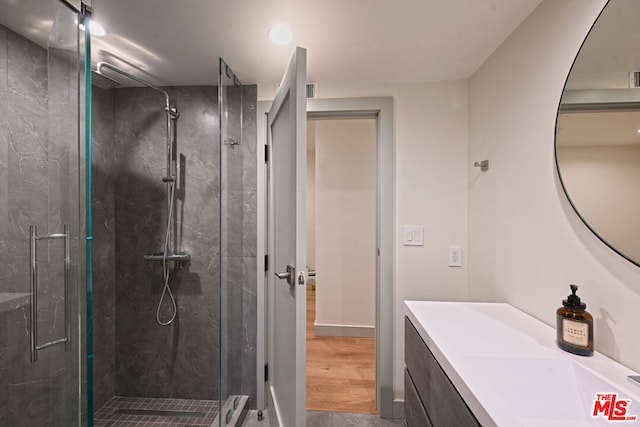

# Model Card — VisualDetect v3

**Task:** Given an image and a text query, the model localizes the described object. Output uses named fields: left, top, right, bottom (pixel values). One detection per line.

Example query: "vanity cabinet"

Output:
left=404, top=301, right=640, bottom=426
left=404, top=316, right=480, bottom=427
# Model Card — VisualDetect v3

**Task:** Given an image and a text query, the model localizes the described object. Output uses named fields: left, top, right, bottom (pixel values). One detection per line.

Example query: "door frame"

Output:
left=257, top=96, right=394, bottom=418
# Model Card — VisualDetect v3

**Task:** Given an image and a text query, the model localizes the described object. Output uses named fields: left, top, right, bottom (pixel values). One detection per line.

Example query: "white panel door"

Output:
left=267, top=47, right=308, bottom=427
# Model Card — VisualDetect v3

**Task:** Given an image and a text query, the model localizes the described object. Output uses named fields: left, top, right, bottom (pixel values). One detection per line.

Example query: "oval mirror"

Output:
left=556, top=0, right=640, bottom=266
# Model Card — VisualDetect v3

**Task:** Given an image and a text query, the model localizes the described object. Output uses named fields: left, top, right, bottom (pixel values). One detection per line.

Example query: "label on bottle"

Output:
left=562, top=318, right=589, bottom=347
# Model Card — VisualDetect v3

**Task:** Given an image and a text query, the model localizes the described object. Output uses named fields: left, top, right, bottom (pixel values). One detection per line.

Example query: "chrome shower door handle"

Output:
left=29, top=225, right=71, bottom=363
left=275, top=265, right=295, bottom=286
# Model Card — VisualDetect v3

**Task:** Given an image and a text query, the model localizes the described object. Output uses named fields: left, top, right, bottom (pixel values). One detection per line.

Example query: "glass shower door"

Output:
left=218, top=58, right=248, bottom=426
left=0, top=2, right=86, bottom=425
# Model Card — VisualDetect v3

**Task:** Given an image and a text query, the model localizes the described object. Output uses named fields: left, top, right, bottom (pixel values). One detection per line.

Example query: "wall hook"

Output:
left=474, top=160, right=489, bottom=172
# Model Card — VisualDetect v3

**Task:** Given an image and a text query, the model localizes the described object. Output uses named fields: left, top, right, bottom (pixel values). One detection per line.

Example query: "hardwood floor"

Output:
left=306, top=285, right=376, bottom=414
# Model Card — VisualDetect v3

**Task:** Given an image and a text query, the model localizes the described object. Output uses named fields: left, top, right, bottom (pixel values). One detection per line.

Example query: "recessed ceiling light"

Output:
left=79, top=19, right=106, bottom=37
left=90, top=20, right=106, bottom=37
left=269, top=24, right=292, bottom=45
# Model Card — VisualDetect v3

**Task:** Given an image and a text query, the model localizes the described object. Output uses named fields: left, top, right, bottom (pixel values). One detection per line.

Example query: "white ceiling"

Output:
left=0, top=0, right=543, bottom=87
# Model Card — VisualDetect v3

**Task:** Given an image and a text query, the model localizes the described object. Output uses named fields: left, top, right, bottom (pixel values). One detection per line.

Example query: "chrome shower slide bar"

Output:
left=29, top=225, right=71, bottom=363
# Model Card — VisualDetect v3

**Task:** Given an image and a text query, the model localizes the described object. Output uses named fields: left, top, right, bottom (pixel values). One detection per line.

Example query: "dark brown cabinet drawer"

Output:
left=405, top=317, right=480, bottom=427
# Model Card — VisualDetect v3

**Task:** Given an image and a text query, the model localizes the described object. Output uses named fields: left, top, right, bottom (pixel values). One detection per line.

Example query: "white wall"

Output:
left=557, top=145, right=640, bottom=262
left=307, top=121, right=317, bottom=270
left=313, top=119, right=377, bottom=332
left=469, top=0, right=640, bottom=373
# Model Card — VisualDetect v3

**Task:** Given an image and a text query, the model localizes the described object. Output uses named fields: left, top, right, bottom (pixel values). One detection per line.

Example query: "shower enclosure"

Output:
left=88, top=47, right=254, bottom=427
left=0, top=1, right=257, bottom=426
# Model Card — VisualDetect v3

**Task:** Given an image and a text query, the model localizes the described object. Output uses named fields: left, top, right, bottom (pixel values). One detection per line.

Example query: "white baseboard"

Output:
left=313, top=323, right=375, bottom=338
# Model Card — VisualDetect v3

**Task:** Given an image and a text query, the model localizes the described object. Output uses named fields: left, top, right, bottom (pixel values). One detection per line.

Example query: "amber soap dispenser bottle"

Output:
left=556, top=284, right=593, bottom=356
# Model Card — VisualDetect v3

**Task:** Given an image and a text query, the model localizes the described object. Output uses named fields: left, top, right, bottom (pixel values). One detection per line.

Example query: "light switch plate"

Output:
left=403, top=225, right=424, bottom=246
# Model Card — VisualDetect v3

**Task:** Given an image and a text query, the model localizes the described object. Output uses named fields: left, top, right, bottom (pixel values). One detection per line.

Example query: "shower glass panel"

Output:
left=0, top=1, right=86, bottom=425
left=218, top=58, right=247, bottom=425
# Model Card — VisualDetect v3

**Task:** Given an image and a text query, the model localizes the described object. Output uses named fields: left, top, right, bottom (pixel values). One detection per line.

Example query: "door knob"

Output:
left=275, top=271, right=290, bottom=280
left=275, top=264, right=295, bottom=286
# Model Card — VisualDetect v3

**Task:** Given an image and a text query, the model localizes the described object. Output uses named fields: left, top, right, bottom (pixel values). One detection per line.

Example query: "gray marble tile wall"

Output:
left=218, top=84, right=257, bottom=409
left=0, top=23, right=81, bottom=426
left=92, top=85, right=116, bottom=411
left=2, top=25, right=48, bottom=296
left=0, top=309, right=7, bottom=426
left=220, top=84, right=243, bottom=404
left=45, top=38, right=83, bottom=427
left=107, top=83, right=257, bottom=407
left=0, top=28, right=8, bottom=282
left=46, top=43, right=83, bottom=420
left=112, top=86, right=219, bottom=399
left=241, top=85, right=258, bottom=408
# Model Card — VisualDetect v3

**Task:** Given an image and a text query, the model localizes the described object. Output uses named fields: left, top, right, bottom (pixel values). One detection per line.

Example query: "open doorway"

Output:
left=256, top=96, right=394, bottom=420
left=306, top=118, right=377, bottom=413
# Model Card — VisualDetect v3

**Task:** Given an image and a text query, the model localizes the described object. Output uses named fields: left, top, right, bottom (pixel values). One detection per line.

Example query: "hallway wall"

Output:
left=314, top=119, right=377, bottom=333
left=306, top=122, right=316, bottom=270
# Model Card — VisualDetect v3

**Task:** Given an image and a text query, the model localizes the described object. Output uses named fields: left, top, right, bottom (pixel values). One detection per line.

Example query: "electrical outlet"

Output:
left=448, top=245, right=462, bottom=267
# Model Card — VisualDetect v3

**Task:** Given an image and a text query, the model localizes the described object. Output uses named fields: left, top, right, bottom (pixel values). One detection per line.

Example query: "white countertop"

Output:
left=405, top=301, right=640, bottom=426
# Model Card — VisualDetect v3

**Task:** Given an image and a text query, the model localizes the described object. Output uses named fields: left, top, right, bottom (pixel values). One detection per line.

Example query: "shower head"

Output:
left=91, top=71, right=121, bottom=90
left=95, top=62, right=171, bottom=109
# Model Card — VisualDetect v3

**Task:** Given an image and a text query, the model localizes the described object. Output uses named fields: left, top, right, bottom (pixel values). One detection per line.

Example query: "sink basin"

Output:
left=461, top=356, right=640, bottom=426
left=405, top=301, right=640, bottom=427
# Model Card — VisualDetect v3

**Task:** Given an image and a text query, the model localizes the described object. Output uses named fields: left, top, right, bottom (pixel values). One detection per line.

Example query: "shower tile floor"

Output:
left=95, top=396, right=219, bottom=426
